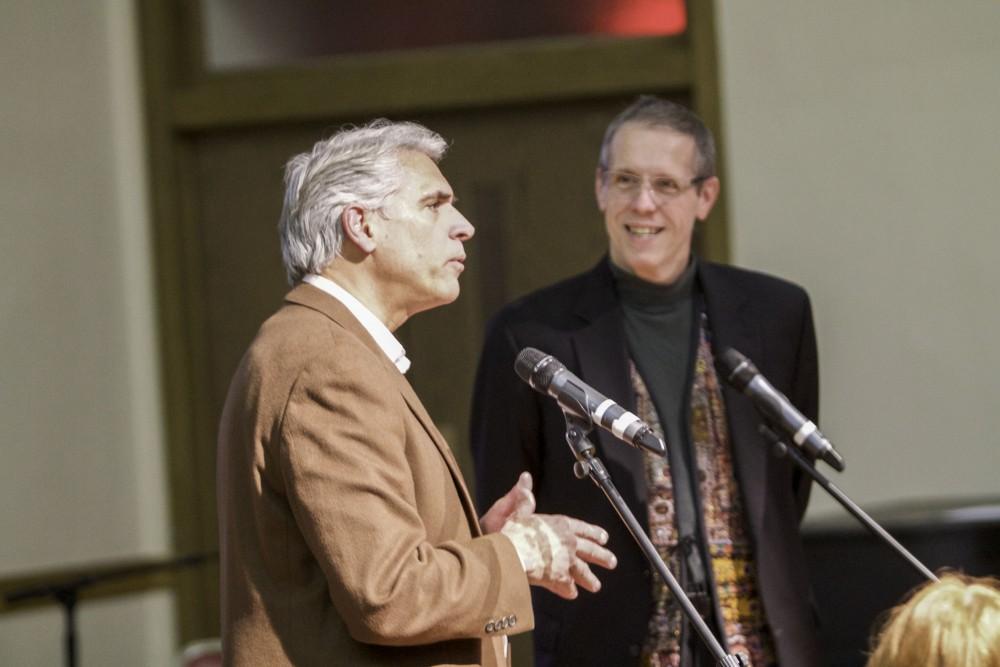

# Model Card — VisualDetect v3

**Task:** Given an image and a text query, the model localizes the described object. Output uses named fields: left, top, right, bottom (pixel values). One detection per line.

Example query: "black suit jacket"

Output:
left=471, top=258, right=821, bottom=666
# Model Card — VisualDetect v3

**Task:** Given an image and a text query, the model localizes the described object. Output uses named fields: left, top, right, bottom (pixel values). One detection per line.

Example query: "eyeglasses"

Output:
left=602, top=169, right=708, bottom=201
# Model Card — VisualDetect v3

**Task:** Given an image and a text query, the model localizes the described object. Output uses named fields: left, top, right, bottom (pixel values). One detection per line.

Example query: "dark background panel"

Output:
left=803, top=499, right=1000, bottom=666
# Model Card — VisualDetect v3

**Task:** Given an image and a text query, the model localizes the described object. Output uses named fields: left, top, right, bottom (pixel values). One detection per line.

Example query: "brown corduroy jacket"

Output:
left=217, top=283, right=533, bottom=666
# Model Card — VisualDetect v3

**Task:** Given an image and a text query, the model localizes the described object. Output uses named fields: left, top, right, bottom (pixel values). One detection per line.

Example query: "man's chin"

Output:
left=614, top=255, right=659, bottom=277
left=414, top=285, right=461, bottom=314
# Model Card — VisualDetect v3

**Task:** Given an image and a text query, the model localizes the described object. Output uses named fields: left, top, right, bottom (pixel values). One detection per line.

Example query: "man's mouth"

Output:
left=625, top=224, right=662, bottom=236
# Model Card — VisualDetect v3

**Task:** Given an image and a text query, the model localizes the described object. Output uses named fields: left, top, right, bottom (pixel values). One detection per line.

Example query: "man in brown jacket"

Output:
left=217, top=120, right=617, bottom=666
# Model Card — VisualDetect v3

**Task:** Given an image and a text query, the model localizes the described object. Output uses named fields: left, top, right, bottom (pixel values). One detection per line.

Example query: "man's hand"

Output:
left=501, top=514, right=617, bottom=600
left=481, top=471, right=617, bottom=599
left=480, top=471, right=536, bottom=535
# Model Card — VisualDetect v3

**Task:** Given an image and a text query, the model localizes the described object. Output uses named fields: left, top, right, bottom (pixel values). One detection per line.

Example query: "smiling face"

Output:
left=595, top=122, right=719, bottom=284
left=369, top=149, right=474, bottom=323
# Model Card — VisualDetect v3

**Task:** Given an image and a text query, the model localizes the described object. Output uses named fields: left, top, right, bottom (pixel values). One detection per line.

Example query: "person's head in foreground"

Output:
left=867, top=573, right=1000, bottom=667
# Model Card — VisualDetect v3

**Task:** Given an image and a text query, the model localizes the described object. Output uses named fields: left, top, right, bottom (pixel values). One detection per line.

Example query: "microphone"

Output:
left=717, top=348, right=845, bottom=472
left=514, top=347, right=665, bottom=456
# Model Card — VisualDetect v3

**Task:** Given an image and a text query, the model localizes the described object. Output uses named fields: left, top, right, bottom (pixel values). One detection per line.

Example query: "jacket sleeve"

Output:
left=469, top=313, right=545, bottom=511
left=277, top=332, right=533, bottom=646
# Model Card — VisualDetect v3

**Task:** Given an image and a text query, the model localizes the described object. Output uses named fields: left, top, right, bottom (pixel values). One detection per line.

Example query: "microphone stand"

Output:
left=757, top=424, right=938, bottom=582
left=562, top=411, right=747, bottom=667
left=4, top=551, right=217, bottom=667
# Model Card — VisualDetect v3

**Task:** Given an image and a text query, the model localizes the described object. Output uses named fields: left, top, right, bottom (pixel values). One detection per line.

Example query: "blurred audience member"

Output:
left=867, top=573, right=1000, bottom=667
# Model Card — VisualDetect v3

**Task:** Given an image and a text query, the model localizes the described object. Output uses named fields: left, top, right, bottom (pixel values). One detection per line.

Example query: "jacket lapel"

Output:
left=396, top=377, right=484, bottom=536
left=570, top=261, right=649, bottom=504
left=698, top=263, right=768, bottom=540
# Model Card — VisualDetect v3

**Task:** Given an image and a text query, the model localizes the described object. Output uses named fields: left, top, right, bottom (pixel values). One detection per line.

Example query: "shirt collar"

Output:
left=302, top=273, right=411, bottom=374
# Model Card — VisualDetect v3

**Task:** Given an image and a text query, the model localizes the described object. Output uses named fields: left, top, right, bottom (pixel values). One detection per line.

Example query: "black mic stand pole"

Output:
left=562, top=411, right=747, bottom=667
left=757, top=424, right=938, bottom=583
left=56, top=588, right=77, bottom=667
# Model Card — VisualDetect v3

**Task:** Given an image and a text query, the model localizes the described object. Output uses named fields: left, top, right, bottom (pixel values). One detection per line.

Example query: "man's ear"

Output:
left=595, top=168, right=608, bottom=212
left=695, top=176, right=721, bottom=222
left=341, top=206, right=376, bottom=254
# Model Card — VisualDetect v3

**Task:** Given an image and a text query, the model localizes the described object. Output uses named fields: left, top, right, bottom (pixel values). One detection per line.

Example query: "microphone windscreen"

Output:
left=514, top=347, right=558, bottom=388
left=716, top=348, right=756, bottom=390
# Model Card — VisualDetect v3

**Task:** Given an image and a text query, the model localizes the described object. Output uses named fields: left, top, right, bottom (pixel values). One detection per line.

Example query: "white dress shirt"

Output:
left=302, top=273, right=411, bottom=374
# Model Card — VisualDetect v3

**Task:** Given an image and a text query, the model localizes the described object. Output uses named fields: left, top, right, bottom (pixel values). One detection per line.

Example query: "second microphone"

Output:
left=515, top=347, right=666, bottom=456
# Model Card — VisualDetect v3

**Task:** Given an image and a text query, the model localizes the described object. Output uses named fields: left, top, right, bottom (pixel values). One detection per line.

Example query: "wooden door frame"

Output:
left=136, top=0, right=727, bottom=643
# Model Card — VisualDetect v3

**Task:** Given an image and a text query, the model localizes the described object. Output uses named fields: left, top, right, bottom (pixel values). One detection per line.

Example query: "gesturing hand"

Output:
left=479, top=471, right=536, bottom=535
left=501, top=513, right=617, bottom=600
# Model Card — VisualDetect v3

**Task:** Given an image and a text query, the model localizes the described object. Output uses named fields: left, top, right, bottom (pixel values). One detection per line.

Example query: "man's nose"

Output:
left=630, top=182, right=659, bottom=212
left=452, top=208, right=475, bottom=240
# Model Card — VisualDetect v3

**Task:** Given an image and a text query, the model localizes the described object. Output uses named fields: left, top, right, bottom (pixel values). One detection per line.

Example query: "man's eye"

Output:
left=653, top=178, right=679, bottom=194
left=613, top=173, right=639, bottom=187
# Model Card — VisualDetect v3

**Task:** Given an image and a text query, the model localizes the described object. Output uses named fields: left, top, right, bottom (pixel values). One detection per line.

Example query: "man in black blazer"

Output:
left=470, top=97, right=822, bottom=666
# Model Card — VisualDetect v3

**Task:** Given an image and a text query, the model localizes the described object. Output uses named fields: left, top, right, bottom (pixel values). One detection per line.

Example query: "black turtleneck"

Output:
left=610, top=258, right=697, bottom=451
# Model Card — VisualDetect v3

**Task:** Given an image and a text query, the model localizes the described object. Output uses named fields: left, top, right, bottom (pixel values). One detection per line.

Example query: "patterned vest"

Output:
left=635, top=313, right=777, bottom=667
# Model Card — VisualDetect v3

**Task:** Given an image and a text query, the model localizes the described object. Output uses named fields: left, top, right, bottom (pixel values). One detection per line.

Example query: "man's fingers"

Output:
left=479, top=496, right=513, bottom=534
left=511, top=513, right=615, bottom=597
left=504, top=472, right=534, bottom=511
left=575, top=539, right=617, bottom=571
left=516, top=471, right=533, bottom=492
left=546, top=578, right=579, bottom=600
left=512, top=472, right=536, bottom=517
left=570, top=558, right=602, bottom=594
left=564, top=517, right=609, bottom=545
left=480, top=472, right=538, bottom=533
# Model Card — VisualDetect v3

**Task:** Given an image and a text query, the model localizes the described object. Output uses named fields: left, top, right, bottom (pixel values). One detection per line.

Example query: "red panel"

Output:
left=599, top=0, right=687, bottom=36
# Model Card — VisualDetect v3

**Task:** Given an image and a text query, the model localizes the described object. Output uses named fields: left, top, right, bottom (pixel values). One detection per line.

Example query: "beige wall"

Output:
left=0, top=1, right=175, bottom=665
left=715, top=1, right=1000, bottom=519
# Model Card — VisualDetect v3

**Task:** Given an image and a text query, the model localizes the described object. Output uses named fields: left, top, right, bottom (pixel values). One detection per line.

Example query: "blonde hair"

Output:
left=867, top=574, right=1000, bottom=667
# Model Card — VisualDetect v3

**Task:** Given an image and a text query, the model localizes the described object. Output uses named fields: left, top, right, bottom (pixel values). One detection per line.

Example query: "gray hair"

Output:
left=597, top=95, right=716, bottom=179
left=278, top=119, right=448, bottom=284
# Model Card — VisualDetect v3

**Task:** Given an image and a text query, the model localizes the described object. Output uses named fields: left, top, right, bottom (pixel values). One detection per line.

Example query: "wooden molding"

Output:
left=171, top=35, right=693, bottom=131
